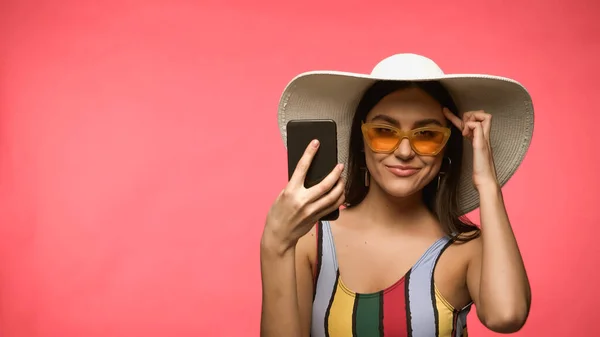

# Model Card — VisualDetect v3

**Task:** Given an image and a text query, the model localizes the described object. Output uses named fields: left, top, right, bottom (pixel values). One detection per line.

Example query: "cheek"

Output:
left=364, top=152, right=386, bottom=171
left=421, top=155, right=441, bottom=170
left=418, top=155, right=444, bottom=179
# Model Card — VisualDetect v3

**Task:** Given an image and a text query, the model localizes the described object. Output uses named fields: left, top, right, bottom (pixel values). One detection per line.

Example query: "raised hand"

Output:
left=262, top=140, right=345, bottom=254
left=443, top=108, right=499, bottom=191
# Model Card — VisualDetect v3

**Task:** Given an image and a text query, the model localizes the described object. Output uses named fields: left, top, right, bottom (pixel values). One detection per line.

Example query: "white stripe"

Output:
left=311, top=221, right=338, bottom=337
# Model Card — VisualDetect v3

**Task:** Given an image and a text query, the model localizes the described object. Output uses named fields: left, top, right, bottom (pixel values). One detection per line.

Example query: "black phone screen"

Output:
left=286, top=119, right=339, bottom=221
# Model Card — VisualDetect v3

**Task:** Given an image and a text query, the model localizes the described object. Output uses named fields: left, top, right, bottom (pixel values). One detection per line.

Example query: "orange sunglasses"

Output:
left=361, top=122, right=451, bottom=156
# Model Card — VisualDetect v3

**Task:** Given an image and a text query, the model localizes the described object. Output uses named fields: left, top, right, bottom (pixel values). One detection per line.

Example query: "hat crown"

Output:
left=370, top=53, right=445, bottom=80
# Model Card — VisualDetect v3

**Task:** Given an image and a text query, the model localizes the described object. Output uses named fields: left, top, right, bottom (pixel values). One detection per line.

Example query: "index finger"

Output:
left=443, top=107, right=463, bottom=130
left=289, top=139, right=320, bottom=188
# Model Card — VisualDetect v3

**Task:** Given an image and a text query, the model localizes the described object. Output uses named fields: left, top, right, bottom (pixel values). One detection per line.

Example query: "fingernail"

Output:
left=312, top=139, right=320, bottom=147
left=338, top=163, right=344, bottom=170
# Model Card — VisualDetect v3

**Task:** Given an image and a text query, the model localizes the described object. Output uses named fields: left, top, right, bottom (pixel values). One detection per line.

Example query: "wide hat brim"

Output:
left=277, top=54, right=534, bottom=215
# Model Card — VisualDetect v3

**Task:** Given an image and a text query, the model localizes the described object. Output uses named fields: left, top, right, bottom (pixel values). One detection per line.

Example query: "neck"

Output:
left=350, top=182, right=436, bottom=232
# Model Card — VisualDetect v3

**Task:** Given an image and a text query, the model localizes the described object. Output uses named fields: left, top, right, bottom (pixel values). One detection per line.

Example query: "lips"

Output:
left=385, top=165, right=421, bottom=177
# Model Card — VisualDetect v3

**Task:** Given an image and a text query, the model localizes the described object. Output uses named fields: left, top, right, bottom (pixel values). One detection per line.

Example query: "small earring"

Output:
left=365, top=170, right=370, bottom=187
left=437, top=157, right=452, bottom=192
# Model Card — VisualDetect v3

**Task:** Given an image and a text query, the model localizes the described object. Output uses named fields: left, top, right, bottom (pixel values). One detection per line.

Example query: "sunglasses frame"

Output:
left=361, top=122, right=452, bottom=156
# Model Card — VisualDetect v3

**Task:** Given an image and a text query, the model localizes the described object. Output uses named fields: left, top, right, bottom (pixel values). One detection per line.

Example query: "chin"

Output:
left=378, top=179, right=424, bottom=198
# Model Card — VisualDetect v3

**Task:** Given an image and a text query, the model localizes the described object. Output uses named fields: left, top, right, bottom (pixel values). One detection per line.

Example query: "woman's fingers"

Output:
left=464, top=121, right=486, bottom=149
left=315, top=190, right=346, bottom=221
left=443, top=108, right=463, bottom=131
left=305, top=162, right=344, bottom=202
left=462, top=111, right=491, bottom=139
left=288, top=140, right=320, bottom=189
left=310, top=178, right=345, bottom=218
left=444, top=109, right=492, bottom=139
left=470, top=111, right=492, bottom=139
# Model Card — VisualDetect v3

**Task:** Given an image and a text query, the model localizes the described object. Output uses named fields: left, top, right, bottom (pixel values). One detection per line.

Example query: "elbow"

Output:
left=484, top=316, right=527, bottom=333
left=481, top=309, right=529, bottom=334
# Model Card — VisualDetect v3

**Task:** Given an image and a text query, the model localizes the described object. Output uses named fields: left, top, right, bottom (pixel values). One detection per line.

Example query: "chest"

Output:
left=333, top=231, right=427, bottom=291
left=325, top=225, right=470, bottom=309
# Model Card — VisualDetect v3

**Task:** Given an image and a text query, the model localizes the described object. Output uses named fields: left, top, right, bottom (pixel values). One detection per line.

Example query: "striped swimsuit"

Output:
left=311, top=221, right=472, bottom=337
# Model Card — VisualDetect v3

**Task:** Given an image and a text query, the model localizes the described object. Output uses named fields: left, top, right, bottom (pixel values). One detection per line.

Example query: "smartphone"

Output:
left=286, top=119, right=340, bottom=221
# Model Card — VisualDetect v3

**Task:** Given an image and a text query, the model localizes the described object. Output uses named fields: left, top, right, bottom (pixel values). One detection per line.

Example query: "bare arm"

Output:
left=296, top=228, right=318, bottom=337
left=260, top=235, right=302, bottom=337
left=443, top=108, right=532, bottom=333
left=467, top=184, right=531, bottom=333
left=260, top=228, right=315, bottom=337
left=259, top=140, right=345, bottom=337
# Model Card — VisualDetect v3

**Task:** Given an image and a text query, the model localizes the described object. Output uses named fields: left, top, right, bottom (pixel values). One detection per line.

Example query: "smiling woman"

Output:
left=260, top=54, right=533, bottom=337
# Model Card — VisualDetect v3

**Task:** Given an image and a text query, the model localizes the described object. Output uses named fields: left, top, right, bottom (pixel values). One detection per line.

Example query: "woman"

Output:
left=260, top=54, right=532, bottom=337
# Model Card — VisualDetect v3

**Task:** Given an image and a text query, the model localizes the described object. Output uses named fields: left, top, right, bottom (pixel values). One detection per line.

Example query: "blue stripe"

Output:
left=311, top=221, right=339, bottom=337
left=407, top=237, right=451, bottom=337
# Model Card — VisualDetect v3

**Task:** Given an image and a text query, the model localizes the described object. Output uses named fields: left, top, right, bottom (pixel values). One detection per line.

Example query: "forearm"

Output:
left=260, top=235, right=302, bottom=337
left=477, top=184, right=531, bottom=324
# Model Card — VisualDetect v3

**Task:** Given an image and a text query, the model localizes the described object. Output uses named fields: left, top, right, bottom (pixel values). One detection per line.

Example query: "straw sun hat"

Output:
left=277, top=54, right=534, bottom=214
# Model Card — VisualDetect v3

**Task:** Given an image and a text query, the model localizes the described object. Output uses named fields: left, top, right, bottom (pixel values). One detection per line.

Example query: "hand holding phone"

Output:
left=262, top=120, right=345, bottom=254
left=286, top=119, right=341, bottom=220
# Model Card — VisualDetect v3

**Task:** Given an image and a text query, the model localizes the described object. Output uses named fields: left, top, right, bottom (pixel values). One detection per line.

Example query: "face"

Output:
left=363, top=87, right=449, bottom=198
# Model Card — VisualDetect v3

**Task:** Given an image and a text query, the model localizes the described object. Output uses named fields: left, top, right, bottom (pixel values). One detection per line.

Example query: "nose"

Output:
left=394, top=137, right=415, bottom=161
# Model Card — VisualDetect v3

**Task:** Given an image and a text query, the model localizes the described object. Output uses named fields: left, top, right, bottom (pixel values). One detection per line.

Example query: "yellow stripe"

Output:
left=435, top=285, right=455, bottom=337
left=327, top=280, right=355, bottom=337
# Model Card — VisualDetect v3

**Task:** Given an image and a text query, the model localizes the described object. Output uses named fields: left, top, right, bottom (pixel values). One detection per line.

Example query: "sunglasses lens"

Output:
left=365, top=126, right=399, bottom=152
left=412, top=129, right=446, bottom=155
left=364, top=125, right=448, bottom=155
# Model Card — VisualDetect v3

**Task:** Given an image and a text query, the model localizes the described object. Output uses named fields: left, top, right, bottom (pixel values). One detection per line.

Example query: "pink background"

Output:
left=1, top=0, right=598, bottom=336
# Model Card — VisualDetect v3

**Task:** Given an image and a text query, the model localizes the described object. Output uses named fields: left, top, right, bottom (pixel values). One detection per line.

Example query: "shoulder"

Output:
left=438, top=229, right=481, bottom=267
left=437, top=230, right=482, bottom=283
left=450, top=229, right=482, bottom=264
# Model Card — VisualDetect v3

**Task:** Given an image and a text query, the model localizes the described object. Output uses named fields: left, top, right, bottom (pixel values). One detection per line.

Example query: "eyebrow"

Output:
left=370, top=115, right=444, bottom=128
left=413, top=119, right=443, bottom=128
left=370, top=114, right=400, bottom=125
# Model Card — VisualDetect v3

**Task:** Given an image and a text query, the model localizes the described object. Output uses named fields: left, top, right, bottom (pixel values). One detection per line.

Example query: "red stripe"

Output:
left=382, top=278, right=407, bottom=336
